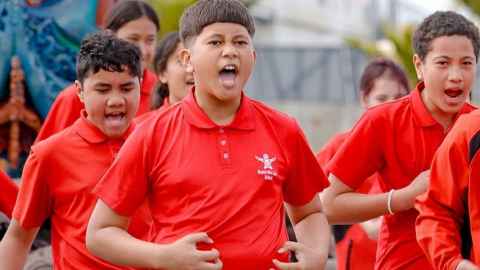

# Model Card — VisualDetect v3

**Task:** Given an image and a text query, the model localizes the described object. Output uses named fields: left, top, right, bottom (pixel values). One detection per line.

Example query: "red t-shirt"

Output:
left=416, top=109, right=480, bottom=270
left=133, top=96, right=171, bottom=125
left=35, top=69, right=157, bottom=143
left=317, top=131, right=382, bottom=194
left=317, top=131, right=349, bottom=170
left=95, top=89, right=329, bottom=270
left=13, top=113, right=148, bottom=269
left=336, top=223, right=377, bottom=270
left=317, top=130, right=379, bottom=269
left=327, top=82, right=476, bottom=270
left=0, top=170, right=18, bottom=218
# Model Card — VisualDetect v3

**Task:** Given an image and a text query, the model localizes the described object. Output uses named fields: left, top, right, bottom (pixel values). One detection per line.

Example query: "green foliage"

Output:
left=147, top=0, right=258, bottom=38
left=383, top=25, right=416, bottom=86
left=458, top=0, right=480, bottom=16
left=147, top=0, right=196, bottom=37
left=346, top=24, right=418, bottom=87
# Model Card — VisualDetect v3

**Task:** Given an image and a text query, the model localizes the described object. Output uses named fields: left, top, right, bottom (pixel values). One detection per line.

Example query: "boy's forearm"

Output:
left=0, top=222, right=38, bottom=270
left=0, top=238, right=30, bottom=270
left=294, top=212, right=330, bottom=258
left=87, top=226, right=170, bottom=269
left=324, top=191, right=390, bottom=224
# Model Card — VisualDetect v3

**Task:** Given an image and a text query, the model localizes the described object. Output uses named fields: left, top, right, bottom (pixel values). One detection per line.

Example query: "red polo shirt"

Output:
left=134, top=96, right=171, bottom=125
left=35, top=69, right=157, bottom=143
left=336, top=223, right=377, bottom=270
left=13, top=113, right=147, bottom=269
left=317, top=131, right=349, bottom=170
left=416, top=109, right=480, bottom=270
left=318, top=131, right=379, bottom=270
left=0, top=171, right=18, bottom=218
left=95, top=89, right=329, bottom=270
left=317, top=131, right=382, bottom=194
left=327, top=82, right=476, bottom=270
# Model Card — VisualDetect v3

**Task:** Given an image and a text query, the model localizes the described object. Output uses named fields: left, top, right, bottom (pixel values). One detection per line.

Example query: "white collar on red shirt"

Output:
left=74, top=110, right=135, bottom=144
left=181, top=87, right=256, bottom=131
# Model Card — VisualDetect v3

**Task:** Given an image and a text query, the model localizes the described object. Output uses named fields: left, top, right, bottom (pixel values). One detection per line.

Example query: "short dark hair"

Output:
left=360, top=58, right=410, bottom=96
left=413, top=11, right=480, bottom=62
left=76, top=31, right=142, bottom=84
left=151, top=32, right=181, bottom=109
left=180, top=0, right=255, bottom=46
left=105, top=0, right=160, bottom=33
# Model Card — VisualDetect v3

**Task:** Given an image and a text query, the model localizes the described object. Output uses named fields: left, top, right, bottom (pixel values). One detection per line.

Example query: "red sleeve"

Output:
left=283, top=120, right=329, bottom=206
left=12, top=150, right=52, bottom=228
left=136, top=69, right=157, bottom=116
left=94, top=126, right=151, bottom=216
left=415, top=118, right=469, bottom=270
left=0, top=170, right=18, bottom=218
left=316, top=132, right=348, bottom=172
left=327, top=110, right=385, bottom=190
left=35, top=85, right=83, bottom=143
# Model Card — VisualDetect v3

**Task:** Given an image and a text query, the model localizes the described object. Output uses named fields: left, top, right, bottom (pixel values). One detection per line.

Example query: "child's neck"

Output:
left=194, top=90, right=241, bottom=126
left=421, top=90, right=456, bottom=131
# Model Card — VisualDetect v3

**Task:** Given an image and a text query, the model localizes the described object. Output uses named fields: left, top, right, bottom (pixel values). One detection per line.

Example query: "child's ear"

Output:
left=360, top=92, right=369, bottom=109
left=158, top=71, right=168, bottom=84
left=75, top=80, right=85, bottom=103
left=413, top=54, right=423, bottom=81
left=179, top=48, right=193, bottom=74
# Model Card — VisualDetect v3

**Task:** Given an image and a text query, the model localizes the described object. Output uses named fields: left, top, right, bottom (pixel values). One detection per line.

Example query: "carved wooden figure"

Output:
left=0, top=56, right=41, bottom=168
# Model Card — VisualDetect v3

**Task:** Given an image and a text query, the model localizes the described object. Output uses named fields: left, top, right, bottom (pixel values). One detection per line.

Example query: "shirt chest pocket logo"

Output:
left=255, top=153, right=278, bottom=180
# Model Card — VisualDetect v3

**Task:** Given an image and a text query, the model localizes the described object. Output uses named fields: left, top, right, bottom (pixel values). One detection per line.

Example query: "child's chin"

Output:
left=104, top=126, right=127, bottom=138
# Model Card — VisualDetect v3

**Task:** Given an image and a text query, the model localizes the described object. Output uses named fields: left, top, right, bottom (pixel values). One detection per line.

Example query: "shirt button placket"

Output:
left=218, top=128, right=231, bottom=165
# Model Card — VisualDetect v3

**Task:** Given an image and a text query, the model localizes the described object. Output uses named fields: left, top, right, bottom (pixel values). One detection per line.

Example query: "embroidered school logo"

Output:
left=255, top=153, right=278, bottom=180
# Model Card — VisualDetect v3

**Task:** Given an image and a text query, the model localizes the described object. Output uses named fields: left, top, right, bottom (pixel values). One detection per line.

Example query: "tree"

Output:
left=458, top=0, right=480, bottom=16
left=346, top=24, right=417, bottom=86
left=147, top=0, right=258, bottom=37
left=147, top=0, right=196, bottom=37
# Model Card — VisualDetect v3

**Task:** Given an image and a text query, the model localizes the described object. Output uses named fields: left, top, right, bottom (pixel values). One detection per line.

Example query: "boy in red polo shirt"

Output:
left=322, top=11, right=479, bottom=270
left=35, top=0, right=159, bottom=143
left=318, top=58, right=410, bottom=270
left=0, top=171, right=17, bottom=219
left=0, top=31, right=145, bottom=269
left=86, top=1, right=330, bottom=270
left=416, top=107, right=480, bottom=270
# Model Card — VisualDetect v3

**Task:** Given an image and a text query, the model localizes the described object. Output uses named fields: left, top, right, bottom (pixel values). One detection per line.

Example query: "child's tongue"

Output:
left=105, top=115, right=124, bottom=128
left=219, top=72, right=236, bottom=88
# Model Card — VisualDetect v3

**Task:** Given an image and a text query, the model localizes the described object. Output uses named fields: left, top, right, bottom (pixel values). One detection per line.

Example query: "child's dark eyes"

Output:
left=95, top=88, right=109, bottom=93
left=235, top=40, right=249, bottom=46
left=435, top=61, right=448, bottom=67
left=146, top=37, right=156, bottom=45
left=122, top=87, right=134, bottom=92
left=208, top=40, right=222, bottom=46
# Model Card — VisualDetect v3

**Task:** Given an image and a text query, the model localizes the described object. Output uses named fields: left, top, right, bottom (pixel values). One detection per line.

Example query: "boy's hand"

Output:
left=408, top=170, right=430, bottom=196
left=394, top=170, right=430, bottom=212
left=457, top=260, right=480, bottom=270
left=271, top=241, right=326, bottom=270
left=161, top=232, right=223, bottom=270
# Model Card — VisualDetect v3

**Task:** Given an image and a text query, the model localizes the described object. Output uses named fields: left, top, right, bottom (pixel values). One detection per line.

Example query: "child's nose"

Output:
left=448, top=66, right=463, bottom=82
left=222, top=43, right=238, bottom=58
left=106, top=94, right=125, bottom=107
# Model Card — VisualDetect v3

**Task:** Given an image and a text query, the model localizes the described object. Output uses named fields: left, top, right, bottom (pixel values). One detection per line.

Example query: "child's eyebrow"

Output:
left=93, top=82, right=112, bottom=87
left=232, top=34, right=249, bottom=39
left=206, top=33, right=224, bottom=39
left=432, top=55, right=475, bottom=60
left=120, top=81, right=137, bottom=87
